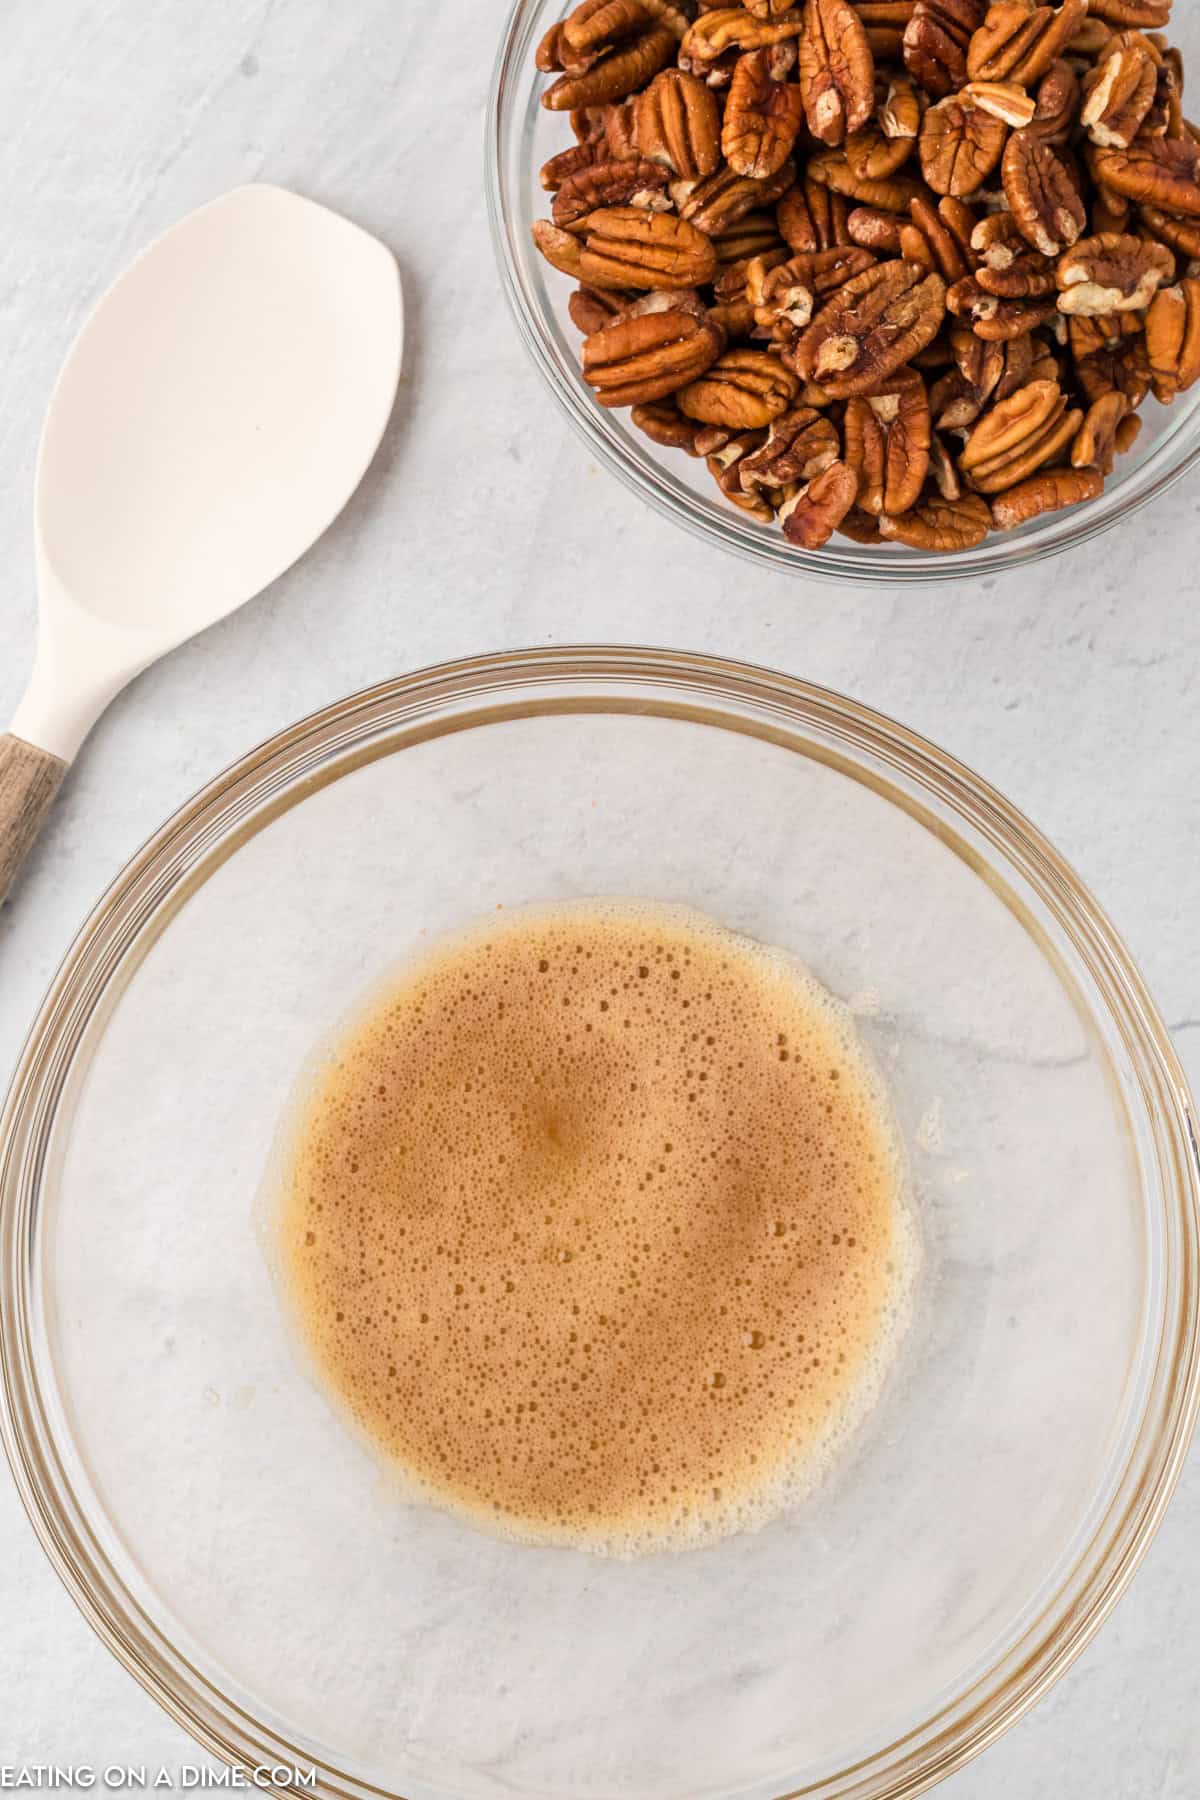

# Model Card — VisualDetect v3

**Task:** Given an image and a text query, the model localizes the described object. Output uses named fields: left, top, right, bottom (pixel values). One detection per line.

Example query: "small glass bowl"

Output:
left=1, top=649, right=1198, bottom=1800
left=485, top=0, right=1200, bottom=583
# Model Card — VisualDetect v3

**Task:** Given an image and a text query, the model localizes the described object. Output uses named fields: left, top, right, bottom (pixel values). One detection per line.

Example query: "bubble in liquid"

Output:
left=273, top=899, right=916, bottom=1558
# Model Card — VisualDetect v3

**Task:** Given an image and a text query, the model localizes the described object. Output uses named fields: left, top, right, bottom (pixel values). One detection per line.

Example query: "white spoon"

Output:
left=0, top=182, right=403, bottom=905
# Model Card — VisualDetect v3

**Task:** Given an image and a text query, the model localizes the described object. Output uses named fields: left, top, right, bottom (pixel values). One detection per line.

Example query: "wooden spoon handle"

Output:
left=0, top=733, right=67, bottom=906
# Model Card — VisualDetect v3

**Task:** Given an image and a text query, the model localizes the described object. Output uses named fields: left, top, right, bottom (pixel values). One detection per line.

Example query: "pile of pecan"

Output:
left=530, top=0, right=1200, bottom=552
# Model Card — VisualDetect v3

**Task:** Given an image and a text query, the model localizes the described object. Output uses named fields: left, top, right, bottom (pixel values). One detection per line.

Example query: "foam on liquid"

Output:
left=272, top=901, right=916, bottom=1556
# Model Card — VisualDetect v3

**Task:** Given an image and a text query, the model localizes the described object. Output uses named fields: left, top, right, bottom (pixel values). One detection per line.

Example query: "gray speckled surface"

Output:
left=0, top=3, right=1197, bottom=1794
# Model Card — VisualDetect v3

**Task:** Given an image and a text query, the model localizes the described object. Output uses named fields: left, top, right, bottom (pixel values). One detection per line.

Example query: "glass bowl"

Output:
left=485, top=3, right=1200, bottom=584
left=1, top=647, right=1197, bottom=1800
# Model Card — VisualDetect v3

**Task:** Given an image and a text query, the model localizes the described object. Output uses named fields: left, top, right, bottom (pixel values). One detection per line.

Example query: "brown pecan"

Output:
left=918, top=93, right=1009, bottom=195
left=707, top=430, right=776, bottom=517
left=552, top=158, right=672, bottom=225
left=963, top=79, right=1036, bottom=124
left=680, top=7, right=805, bottom=64
left=675, top=159, right=796, bottom=231
left=1002, top=128, right=1086, bottom=255
left=845, top=117, right=917, bottom=181
left=959, top=376, right=1081, bottom=488
left=843, top=369, right=932, bottom=510
left=909, top=195, right=973, bottom=279
left=631, top=395, right=708, bottom=449
left=532, top=218, right=588, bottom=279
left=778, top=460, right=861, bottom=543
left=1138, top=206, right=1200, bottom=261
left=903, top=0, right=988, bottom=99
left=994, top=326, right=1037, bottom=395
left=1070, top=391, right=1129, bottom=472
left=848, top=205, right=908, bottom=250
left=713, top=209, right=788, bottom=263
left=877, top=491, right=993, bottom=545
left=1093, top=139, right=1200, bottom=218
left=722, top=47, right=805, bottom=177
left=634, top=68, right=722, bottom=177
left=799, top=0, right=877, bottom=145
left=541, top=142, right=597, bottom=192
left=881, top=73, right=924, bottom=137
left=806, top=148, right=924, bottom=211
left=564, top=0, right=654, bottom=56
left=580, top=206, right=719, bottom=286
left=966, top=0, right=1089, bottom=85
left=1145, top=278, right=1200, bottom=398
left=1030, top=59, right=1079, bottom=143
left=582, top=306, right=724, bottom=404
left=838, top=505, right=886, bottom=541
left=1086, top=0, right=1170, bottom=22
left=537, top=21, right=590, bottom=75
left=1055, top=232, right=1174, bottom=315
left=1068, top=310, right=1152, bottom=401
left=569, top=284, right=632, bottom=331
left=639, top=0, right=697, bottom=38
left=789, top=259, right=947, bottom=392
left=676, top=346, right=800, bottom=422
left=747, top=0, right=806, bottom=15
left=543, top=27, right=677, bottom=108
left=1081, top=32, right=1160, bottom=148
left=972, top=211, right=1057, bottom=295
left=990, top=464, right=1103, bottom=526
left=947, top=275, right=1058, bottom=336
left=739, top=406, right=842, bottom=485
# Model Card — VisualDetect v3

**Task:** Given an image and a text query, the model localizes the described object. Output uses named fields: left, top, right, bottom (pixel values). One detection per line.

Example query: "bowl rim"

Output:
left=484, top=0, right=1200, bottom=586
left=2, top=645, right=1198, bottom=1800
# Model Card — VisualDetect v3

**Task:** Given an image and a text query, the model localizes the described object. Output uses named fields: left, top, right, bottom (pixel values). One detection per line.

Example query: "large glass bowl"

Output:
left=485, top=3, right=1200, bottom=583
left=1, top=648, right=1197, bottom=1800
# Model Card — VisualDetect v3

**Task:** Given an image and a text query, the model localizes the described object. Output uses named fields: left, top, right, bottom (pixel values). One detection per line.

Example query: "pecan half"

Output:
left=1069, top=309, right=1152, bottom=402
left=680, top=7, right=805, bottom=65
left=634, top=68, right=723, bottom=177
left=1093, top=138, right=1200, bottom=217
left=543, top=27, right=677, bottom=108
left=990, top=464, right=1103, bottom=526
left=580, top=206, right=719, bottom=287
left=541, top=142, right=598, bottom=192
left=553, top=158, right=672, bottom=225
left=1086, top=0, right=1170, bottom=23
left=959, top=376, right=1080, bottom=488
left=738, top=405, right=842, bottom=486
left=960, top=79, right=1036, bottom=125
left=881, top=74, right=924, bottom=138
left=966, top=0, right=1089, bottom=86
left=675, top=159, right=797, bottom=231
left=778, top=459, right=861, bottom=543
left=564, top=0, right=655, bottom=57
left=806, top=148, right=924, bottom=211
left=1070, top=391, right=1129, bottom=472
left=1030, top=58, right=1079, bottom=143
left=1055, top=232, right=1174, bottom=315
left=569, top=284, right=632, bottom=332
left=1002, top=128, right=1086, bottom=255
left=877, top=491, right=993, bottom=545
left=583, top=306, right=725, bottom=403
left=947, top=275, right=1057, bottom=336
left=1145, top=278, right=1200, bottom=399
left=722, top=47, right=805, bottom=177
left=843, top=369, right=933, bottom=510
left=676, top=346, right=800, bottom=422
left=1080, top=31, right=1160, bottom=148
left=790, top=259, right=947, bottom=391
left=799, top=0, right=877, bottom=145
left=631, top=395, right=708, bottom=449
left=532, top=218, right=588, bottom=279
left=904, top=0, right=989, bottom=99
left=918, top=93, right=1009, bottom=195
left=707, top=430, right=776, bottom=517
left=838, top=506, right=886, bottom=542
left=1139, top=205, right=1200, bottom=261
left=848, top=204, right=907, bottom=250
left=845, top=117, right=917, bottom=181
left=973, top=211, right=1056, bottom=295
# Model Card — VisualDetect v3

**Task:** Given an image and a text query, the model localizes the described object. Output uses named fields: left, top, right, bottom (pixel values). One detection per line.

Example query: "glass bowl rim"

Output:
left=483, top=0, right=1200, bottom=586
left=1, top=644, right=1197, bottom=1800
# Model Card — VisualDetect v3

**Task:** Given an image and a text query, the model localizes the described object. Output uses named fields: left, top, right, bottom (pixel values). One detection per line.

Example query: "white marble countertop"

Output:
left=1, top=3, right=1197, bottom=1794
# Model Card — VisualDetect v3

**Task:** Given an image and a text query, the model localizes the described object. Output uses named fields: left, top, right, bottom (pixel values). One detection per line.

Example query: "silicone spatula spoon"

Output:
left=0, top=182, right=403, bottom=905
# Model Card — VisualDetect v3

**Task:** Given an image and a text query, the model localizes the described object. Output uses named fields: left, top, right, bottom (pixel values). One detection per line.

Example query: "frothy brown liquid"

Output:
left=273, top=901, right=913, bottom=1554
